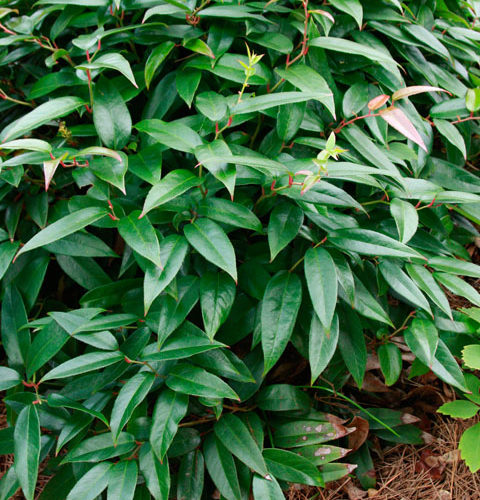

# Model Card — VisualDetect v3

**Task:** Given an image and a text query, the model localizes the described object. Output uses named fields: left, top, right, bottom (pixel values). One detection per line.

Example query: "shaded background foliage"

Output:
left=1, top=0, right=480, bottom=498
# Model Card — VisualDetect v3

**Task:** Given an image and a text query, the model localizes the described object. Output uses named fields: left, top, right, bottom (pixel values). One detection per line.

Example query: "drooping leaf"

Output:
left=309, top=314, right=339, bottom=385
left=261, top=271, right=302, bottom=375
left=145, top=41, right=175, bottom=89
left=379, top=106, right=427, bottom=151
left=267, top=202, right=303, bottom=261
left=118, top=210, right=162, bottom=268
left=106, top=461, right=138, bottom=500
left=150, top=388, right=189, bottom=461
left=93, top=77, right=132, bottom=150
left=214, top=414, right=268, bottom=477
left=390, top=198, right=419, bottom=244
left=66, top=463, right=112, bottom=500
left=110, top=372, right=155, bottom=442
left=184, top=218, right=237, bottom=282
left=78, top=53, right=138, bottom=88
left=14, top=405, right=40, bottom=500
left=200, top=272, right=236, bottom=339
left=304, top=247, right=337, bottom=332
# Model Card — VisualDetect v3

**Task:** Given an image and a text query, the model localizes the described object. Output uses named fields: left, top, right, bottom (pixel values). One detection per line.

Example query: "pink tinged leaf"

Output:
left=43, top=157, right=61, bottom=191
left=379, top=106, right=427, bottom=152
left=368, top=94, right=390, bottom=111
left=310, top=9, right=335, bottom=23
left=392, top=86, right=450, bottom=101
left=295, top=170, right=314, bottom=176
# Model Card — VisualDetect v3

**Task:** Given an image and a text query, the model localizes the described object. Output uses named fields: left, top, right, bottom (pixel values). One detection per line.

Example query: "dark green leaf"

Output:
left=214, top=413, right=268, bottom=477
left=14, top=405, right=40, bottom=500
left=184, top=218, right=237, bottom=282
left=261, top=271, right=302, bottom=375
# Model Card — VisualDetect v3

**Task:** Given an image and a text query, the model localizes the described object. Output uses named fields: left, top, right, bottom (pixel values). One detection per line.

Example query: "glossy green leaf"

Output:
left=338, top=308, right=367, bottom=388
left=47, top=393, right=109, bottom=427
left=329, top=228, right=424, bottom=260
left=390, top=198, right=418, bottom=244
left=272, top=419, right=353, bottom=448
left=428, top=256, right=480, bottom=278
left=405, top=264, right=452, bottom=319
left=252, top=474, right=284, bottom=499
left=142, top=322, right=223, bottom=362
left=329, top=0, right=363, bottom=28
left=145, top=41, right=175, bottom=89
left=107, top=461, right=137, bottom=500
left=41, top=351, right=124, bottom=382
left=434, top=272, right=480, bottom=307
left=139, top=444, right=170, bottom=500
left=232, top=91, right=331, bottom=115
left=150, top=388, right=189, bottom=461
left=0, top=138, right=52, bottom=153
left=135, top=119, right=202, bottom=153
left=0, top=96, right=84, bottom=141
left=63, top=432, right=135, bottom=463
left=203, top=434, right=241, bottom=500
left=197, top=198, right=262, bottom=232
left=93, top=78, right=131, bottom=150
left=110, top=372, right=155, bottom=442
left=177, top=450, right=204, bottom=500
left=404, top=318, right=438, bottom=368
left=378, top=343, right=402, bottom=386
left=261, top=271, right=302, bottom=375
left=14, top=405, right=40, bottom=500
left=256, top=384, right=310, bottom=412
left=267, top=202, right=303, bottom=261
left=196, top=91, right=228, bottom=121
left=305, top=247, right=337, bottom=331
left=118, top=211, right=162, bottom=268
left=66, top=463, right=112, bottom=500
left=0, top=366, right=21, bottom=390
left=310, top=37, right=397, bottom=68
left=143, top=234, right=189, bottom=314
left=16, top=207, right=107, bottom=258
left=214, top=413, right=268, bottom=477
left=309, top=313, right=339, bottom=385
left=379, top=260, right=431, bottom=316
left=78, top=53, right=138, bottom=88
left=142, top=169, right=202, bottom=216
left=434, top=118, right=466, bottom=159
left=200, top=272, right=236, bottom=339
left=263, top=448, right=323, bottom=486
left=184, top=218, right=237, bottom=282
left=166, top=363, right=239, bottom=400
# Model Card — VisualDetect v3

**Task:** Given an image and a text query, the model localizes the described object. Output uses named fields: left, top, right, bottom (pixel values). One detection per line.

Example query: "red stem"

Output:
left=334, top=111, right=380, bottom=133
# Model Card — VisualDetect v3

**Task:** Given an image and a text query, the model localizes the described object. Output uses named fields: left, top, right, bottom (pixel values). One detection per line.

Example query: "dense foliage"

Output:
left=1, top=0, right=480, bottom=498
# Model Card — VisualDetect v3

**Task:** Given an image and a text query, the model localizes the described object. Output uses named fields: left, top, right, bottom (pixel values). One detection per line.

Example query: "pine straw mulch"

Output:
left=286, top=414, right=479, bottom=500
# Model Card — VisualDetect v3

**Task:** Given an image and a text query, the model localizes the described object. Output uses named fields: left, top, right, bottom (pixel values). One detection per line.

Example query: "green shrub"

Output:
left=1, top=0, right=480, bottom=498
